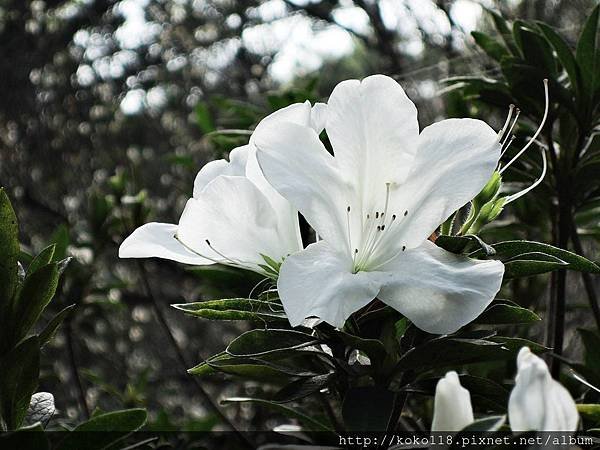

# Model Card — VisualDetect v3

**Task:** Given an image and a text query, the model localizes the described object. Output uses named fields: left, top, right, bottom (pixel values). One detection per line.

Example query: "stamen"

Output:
left=505, top=148, right=547, bottom=204
left=501, top=108, right=520, bottom=147
left=346, top=206, right=353, bottom=254
left=500, top=79, right=549, bottom=174
left=174, top=235, right=258, bottom=273
left=500, top=135, right=517, bottom=158
left=498, top=104, right=515, bottom=142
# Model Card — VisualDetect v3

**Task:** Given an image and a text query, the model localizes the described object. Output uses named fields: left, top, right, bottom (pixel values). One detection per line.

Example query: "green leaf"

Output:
left=458, top=415, right=506, bottom=433
left=486, top=9, right=520, bottom=55
left=436, top=234, right=495, bottom=256
left=26, top=245, right=56, bottom=277
left=489, top=336, right=548, bottom=354
left=342, top=386, right=396, bottom=431
left=226, top=329, right=318, bottom=358
left=273, top=374, right=333, bottom=403
left=195, top=102, right=215, bottom=134
left=48, top=225, right=69, bottom=261
left=537, top=22, right=581, bottom=96
left=576, top=4, right=600, bottom=98
left=472, top=240, right=600, bottom=273
left=188, top=352, right=319, bottom=381
left=503, top=253, right=568, bottom=279
left=172, top=299, right=286, bottom=322
left=221, top=397, right=333, bottom=432
left=578, top=404, right=600, bottom=425
left=395, top=338, right=508, bottom=375
left=0, top=337, right=40, bottom=430
left=474, top=303, right=541, bottom=325
left=0, top=188, right=19, bottom=321
left=472, top=31, right=509, bottom=61
left=516, top=24, right=557, bottom=76
left=38, top=304, right=76, bottom=347
left=12, top=263, right=60, bottom=344
left=57, top=409, right=147, bottom=450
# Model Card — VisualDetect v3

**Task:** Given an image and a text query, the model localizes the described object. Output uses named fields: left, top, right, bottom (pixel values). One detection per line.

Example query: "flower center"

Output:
left=346, top=183, right=409, bottom=273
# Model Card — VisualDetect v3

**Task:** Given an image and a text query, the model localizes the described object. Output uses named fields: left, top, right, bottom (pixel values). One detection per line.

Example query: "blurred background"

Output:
left=1, top=0, right=598, bottom=431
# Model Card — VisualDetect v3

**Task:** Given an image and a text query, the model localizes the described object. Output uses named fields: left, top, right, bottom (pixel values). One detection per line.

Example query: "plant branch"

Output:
left=135, top=261, right=253, bottom=449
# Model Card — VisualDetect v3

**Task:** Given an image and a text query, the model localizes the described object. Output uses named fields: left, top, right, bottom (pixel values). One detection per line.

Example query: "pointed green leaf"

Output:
left=38, top=304, right=76, bottom=347
left=472, top=240, right=600, bottom=273
left=57, top=408, right=147, bottom=450
left=12, top=263, right=60, bottom=344
left=172, top=299, right=286, bottom=322
left=472, top=31, right=509, bottom=61
left=537, top=22, right=581, bottom=96
left=0, top=188, right=19, bottom=317
left=474, top=303, right=541, bottom=325
left=226, top=329, right=318, bottom=358
left=26, top=245, right=56, bottom=277
left=0, top=336, right=40, bottom=430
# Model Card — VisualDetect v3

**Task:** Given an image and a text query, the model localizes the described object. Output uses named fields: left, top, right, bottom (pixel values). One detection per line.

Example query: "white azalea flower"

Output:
left=119, top=102, right=325, bottom=276
left=253, top=74, right=505, bottom=333
left=509, top=347, right=579, bottom=432
left=431, top=371, right=474, bottom=432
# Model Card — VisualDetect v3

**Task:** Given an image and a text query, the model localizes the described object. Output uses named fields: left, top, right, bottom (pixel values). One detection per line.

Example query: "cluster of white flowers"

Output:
left=120, top=74, right=508, bottom=334
left=433, top=347, right=579, bottom=432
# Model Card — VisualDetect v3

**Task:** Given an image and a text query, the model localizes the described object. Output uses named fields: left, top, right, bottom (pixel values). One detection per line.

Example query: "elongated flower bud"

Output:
left=432, top=371, right=474, bottom=431
left=508, top=347, right=579, bottom=431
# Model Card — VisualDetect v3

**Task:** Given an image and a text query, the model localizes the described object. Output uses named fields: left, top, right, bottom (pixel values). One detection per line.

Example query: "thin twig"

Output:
left=135, top=261, right=254, bottom=449
left=570, top=224, right=600, bottom=329
left=65, top=317, right=90, bottom=419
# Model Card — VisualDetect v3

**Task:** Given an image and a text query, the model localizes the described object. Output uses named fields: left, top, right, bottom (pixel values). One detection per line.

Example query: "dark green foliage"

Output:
left=0, top=191, right=71, bottom=431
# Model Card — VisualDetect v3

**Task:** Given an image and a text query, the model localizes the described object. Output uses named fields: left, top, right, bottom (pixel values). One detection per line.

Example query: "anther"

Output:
left=377, top=225, right=381, bottom=231
left=381, top=225, right=385, bottom=231
left=402, top=245, right=406, bottom=251
left=392, top=214, right=396, bottom=220
left=354, top=249, right=358, bottom=254
left=205, top=239, right=211, bottom=246
left=404, top=210, right=408, bottom=216
left=347, top=206, right=351, bottom=212
left=375, top=212, right=379, bottom=219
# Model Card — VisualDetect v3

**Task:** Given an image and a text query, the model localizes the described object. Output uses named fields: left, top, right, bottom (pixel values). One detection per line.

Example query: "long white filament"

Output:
left=500, top=79, right=549, bottom=175
left=504, top=148, right=547, bottom=204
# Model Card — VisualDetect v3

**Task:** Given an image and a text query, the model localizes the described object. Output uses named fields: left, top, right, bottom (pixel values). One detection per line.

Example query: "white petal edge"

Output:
left=119, top=222, right=212, bottom=265
left=254, top=121, right=351, bottom=252
left=377, top=240, right=504, bottom=334
left=193, top=145, right=249, bottom=197
left=326, top=74, right=419, bottom=191
left=277, top=241, right=382, bottom=328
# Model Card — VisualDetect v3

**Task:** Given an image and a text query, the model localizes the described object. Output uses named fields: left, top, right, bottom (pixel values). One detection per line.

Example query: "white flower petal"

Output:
left=509, top=347, right=579, bottom=432
left=119, top=222, right=211, bottom=265
left=277, top=241, right=382, bottom=328
left=326, top=74, right=419, bottom=193
left=310, top=102, right=328, bottom=134
left=254, top=121, right=351, bottom=252
left=193, top=145, right=249, bottom=197
left=245, top=146, right=303, bottom=252
left=178, top=176, right=296, bottom=271
left=377, top=240, right=504, bottom=334
left=392, top=118, right=501, bottom=249
left=251, top=101, right=312, bottom=142
left=432, top=371, right=474, bottom=431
